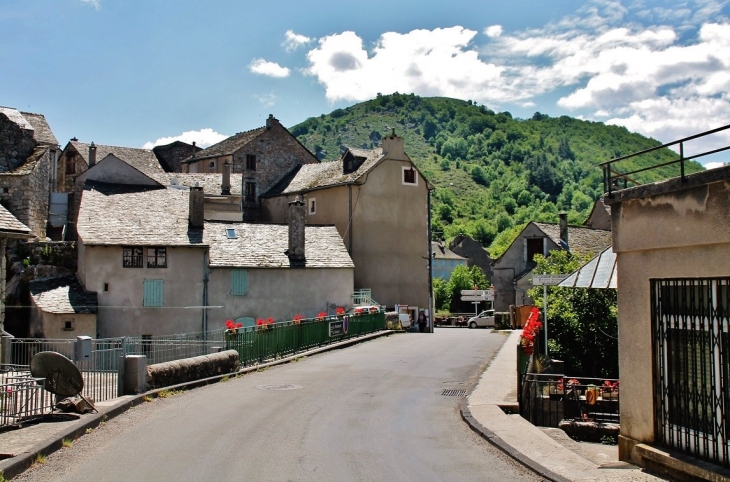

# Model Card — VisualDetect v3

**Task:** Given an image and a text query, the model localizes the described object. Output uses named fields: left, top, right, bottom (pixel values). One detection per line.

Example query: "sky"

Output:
left=2, top=0, right=729, bottom=168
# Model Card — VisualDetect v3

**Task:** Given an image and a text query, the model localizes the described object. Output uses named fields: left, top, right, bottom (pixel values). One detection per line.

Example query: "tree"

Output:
left=447, top=264, right=477, bottom=311
left=528, top=251, right=618, bottom=378
left=433, top=277, right=450, bottom=311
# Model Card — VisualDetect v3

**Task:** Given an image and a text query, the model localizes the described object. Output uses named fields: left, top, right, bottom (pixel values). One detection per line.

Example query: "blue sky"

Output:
left=2, top=0, right=729, bottom=167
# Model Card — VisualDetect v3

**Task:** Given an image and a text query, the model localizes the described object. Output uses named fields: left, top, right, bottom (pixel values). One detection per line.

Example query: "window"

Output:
left=246, top=154, right=256, bottom=171
left=143, top=279, right=164, bottom=307
left=0, top=187, right=8, bottom=194
left=231, top=269, right=248, bottom=296
left=402, top=165, right=417, bottom=185
left=308, top=198, right=316, bottom=215
left=63, top=320, right=74, bottom=331
left=123, top=247, right=143, bottom=268
left=65, top=157, right=75, bottom=175
left=244, top=181, right=256, bottom=203
left=104, top=283, right=109, bottom=292
left=147, top=247, right=167, bottom=268
left=525, top=238, right=544, bottom=263
left=226, top=228, right=237, bottom=239
left=208, top=160, right=216, bottom=172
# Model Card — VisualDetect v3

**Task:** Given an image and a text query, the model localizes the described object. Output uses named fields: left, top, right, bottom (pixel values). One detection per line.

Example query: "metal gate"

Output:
left=652, top=278, right=729, bottom=467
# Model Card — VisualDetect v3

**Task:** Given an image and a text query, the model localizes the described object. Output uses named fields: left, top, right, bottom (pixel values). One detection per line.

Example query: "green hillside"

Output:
left=291, top=93, right=702, bottom=256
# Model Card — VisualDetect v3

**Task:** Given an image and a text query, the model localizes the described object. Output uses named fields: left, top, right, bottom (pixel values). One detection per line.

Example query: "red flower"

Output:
left=336, top=307, right=345, bottom=315
left=225, top=320, right=235, bottom=330
left=236, top=322, right=243, bottom=328
left=256, top=318, right=264, bottom=326
left=293, top=314, right=304, bottom=321
left=266, top=317, right=274, bottom=325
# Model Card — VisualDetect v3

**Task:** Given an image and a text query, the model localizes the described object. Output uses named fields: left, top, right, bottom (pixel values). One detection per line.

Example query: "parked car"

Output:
left=467, top=310, right=495, bottom=329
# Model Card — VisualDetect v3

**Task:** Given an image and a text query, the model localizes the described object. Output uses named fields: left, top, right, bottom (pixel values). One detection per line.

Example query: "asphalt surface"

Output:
left=12, top=329, right=543, bottom=482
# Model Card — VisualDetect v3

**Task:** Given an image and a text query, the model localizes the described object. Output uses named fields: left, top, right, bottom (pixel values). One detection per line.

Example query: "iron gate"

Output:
left=652, top=278, right=729, bottom=467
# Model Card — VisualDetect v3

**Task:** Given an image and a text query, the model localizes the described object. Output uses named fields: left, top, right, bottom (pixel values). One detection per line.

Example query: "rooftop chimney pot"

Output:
left=189, top=186, right=205, bottom=229
left=88, top=142, right=97, bottom=167
left=287, top=195, right=306, bottom=264
left=221, top=161, right=231, bottom=195
left=559, top=212, right=568, bottom=250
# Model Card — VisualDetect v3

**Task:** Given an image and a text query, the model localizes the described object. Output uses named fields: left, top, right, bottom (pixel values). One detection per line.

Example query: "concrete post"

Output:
left=123, top=355, right=148, bottom=395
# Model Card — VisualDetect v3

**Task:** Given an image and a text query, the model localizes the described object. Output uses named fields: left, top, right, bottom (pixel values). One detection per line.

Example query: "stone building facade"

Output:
left=153, top=140, right=201, bottom=173
left=0, top=108, right=58, bottom=239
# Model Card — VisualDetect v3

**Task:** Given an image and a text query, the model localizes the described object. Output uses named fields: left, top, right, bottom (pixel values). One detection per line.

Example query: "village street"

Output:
left=14, top=330, right=542, bottom=482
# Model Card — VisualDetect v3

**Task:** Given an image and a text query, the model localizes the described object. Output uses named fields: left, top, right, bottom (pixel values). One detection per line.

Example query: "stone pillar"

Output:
left=123, top=355, right=148, bottom=395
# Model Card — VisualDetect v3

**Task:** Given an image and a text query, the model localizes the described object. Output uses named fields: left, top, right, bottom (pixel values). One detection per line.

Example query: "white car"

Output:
left=467, top=310, right=495, bottom=329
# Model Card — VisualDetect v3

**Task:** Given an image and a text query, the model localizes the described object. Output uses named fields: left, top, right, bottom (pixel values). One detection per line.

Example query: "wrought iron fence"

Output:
left=124, top=329, right=227, bottom=365
left=225, top=313, right=385, bottom=366
left=0, top=376, right=50, bottom=428
left=520, top=373, right=620, bottom=428
left=652, top=277, right=729, bottom=468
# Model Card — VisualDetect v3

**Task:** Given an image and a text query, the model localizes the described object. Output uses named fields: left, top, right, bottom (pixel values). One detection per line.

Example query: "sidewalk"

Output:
left=463, top=330, right=665, bottom=482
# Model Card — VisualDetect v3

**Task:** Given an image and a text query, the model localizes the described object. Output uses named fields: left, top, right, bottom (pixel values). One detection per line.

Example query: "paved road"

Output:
left=16, top=329, right=543, bottom=482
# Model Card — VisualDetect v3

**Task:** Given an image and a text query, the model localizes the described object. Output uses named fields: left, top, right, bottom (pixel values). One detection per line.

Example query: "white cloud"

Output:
left=80, top=0, right=100, bottom=10
left=249, top=58, right=290, bottom=78
left=484, top=25, right=503, bottom=38
left=142, top=128, right=228, bottom=150
left=283, top=30, right=311, bottom=51
left=704, top=161, right=727, bottom=169
left=254, top=93, right=278, bottom=108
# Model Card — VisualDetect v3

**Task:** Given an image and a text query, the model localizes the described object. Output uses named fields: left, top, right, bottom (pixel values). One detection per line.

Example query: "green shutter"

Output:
left=143, top=279, right=164, bottom=307
left=231, top=269, right=248, bottom=296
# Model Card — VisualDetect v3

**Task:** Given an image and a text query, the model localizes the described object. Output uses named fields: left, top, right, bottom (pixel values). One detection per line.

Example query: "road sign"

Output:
left=461, top=295, right=485, bottom=302
left=460, top=290, right=481, bottom=296
left=532, top=274, right=569, bottom=286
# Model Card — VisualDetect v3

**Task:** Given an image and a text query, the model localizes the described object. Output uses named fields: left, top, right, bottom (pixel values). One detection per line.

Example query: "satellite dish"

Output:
left=30, top=351, right=84, bottom=397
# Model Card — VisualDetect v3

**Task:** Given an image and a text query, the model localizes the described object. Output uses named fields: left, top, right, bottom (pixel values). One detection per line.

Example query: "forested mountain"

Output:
left=291, top=93, right=702, bottom=256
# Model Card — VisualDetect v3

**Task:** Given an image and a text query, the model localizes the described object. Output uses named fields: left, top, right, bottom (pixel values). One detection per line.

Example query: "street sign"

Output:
left=460, top=290, right=481, bottom=296
left=461, top=295, right=485, bottom=302
left=532, top=274, right=569, bottom=286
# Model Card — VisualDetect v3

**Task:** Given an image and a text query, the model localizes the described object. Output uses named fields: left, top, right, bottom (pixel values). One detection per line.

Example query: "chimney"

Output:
left=191, top=141, right=196, bottom=158
left=88, top=142, right=97, bottom=167
left=559, top=212, right=568, bottom=249
left=189, top=185, right=204, bottom=229
left=221, top=161, right=231, bottom=195
left=287, top=195, right=306, bottom=264
left=266, top=114, right=277, bottom=130
left=381, top=128, right=406, bottom=160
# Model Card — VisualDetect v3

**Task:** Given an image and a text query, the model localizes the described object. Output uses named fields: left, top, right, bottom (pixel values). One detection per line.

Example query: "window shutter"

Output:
left=143, top=279, right=164, bottom=307
left=231, top=269, right=248, bottom=296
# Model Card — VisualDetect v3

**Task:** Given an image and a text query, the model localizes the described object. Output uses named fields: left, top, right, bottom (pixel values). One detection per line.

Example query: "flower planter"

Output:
left=522, top=344, right=534, bottom=356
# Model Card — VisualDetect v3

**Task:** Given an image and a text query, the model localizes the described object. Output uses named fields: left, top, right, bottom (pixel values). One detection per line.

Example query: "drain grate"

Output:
left=441, top=389, right=467, bottom=397
left=256, top=384, right=303, bottom=391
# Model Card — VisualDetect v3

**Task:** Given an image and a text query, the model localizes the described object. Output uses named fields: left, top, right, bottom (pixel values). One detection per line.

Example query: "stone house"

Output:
left=431, top=241, right=467, bottom=280
left=28, top=275, right=97, bottom=339
left=76, top=183, right=353, bottom=338
left=0, top=107, right=59, bottom=239
left=0, top=204, right=32, bottom=333
left=449, top=233, right=493, bottom=282
left=260, top=131, right=434, bottom=318
left=491, top=215, right=611, bottom=312
left=181, top=114, right=318, bottom=221
left=584, top=198, right=611, bottom=230
left=606, top=165, right=730, bottom=476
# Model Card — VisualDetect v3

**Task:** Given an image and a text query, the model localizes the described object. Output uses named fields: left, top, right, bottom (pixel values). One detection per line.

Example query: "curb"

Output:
left=0, top=330, right=394, bottom=480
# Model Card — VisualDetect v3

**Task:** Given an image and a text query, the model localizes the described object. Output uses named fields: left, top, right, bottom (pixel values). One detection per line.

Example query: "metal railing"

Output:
left=520, top=373, right=620, bottom=428
left=600, top=123, right=730, bottom=197
left=0, top=376, right=50, bottom=428
left=225, top=313, right=386, bottom=366
left=124, top=329, right=227, bottom=365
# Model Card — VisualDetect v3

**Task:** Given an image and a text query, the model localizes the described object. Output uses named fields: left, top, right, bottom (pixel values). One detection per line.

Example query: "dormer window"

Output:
left=402, top=165, right=417, bottom=186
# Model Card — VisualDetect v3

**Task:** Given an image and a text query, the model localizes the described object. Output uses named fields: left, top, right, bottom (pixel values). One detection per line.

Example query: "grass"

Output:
left=61, top=438, right=73, bottom=448
left=157, top=389, right=183, bottom=399
left=85, top=428, right=93, bottom=434
left=0, top=471, right=8, bottom=482
left=34, top=453, right=47, bottom=465
left=220, top=375, right=230, bottom=382
left=143, top=395, right=153, bottom=402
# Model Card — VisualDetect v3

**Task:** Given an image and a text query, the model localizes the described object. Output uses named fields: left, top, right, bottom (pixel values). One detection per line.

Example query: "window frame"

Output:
left=402, top=165, right=417, bottom=186
left=308, top=198, right=316, bottom=215
left=244, top=181, right=256, bottom=203
left=123, top=247, right=144, bottom=268
left=246, top=154, right=257, bottom=171
left=147, top=247, right=167, bottom=268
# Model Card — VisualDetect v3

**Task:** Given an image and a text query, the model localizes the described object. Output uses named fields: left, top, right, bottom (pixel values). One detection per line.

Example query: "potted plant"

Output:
left=292, top=314, right=304, bottom=325
left=256, top=317, right=274, bottom=332
left=519, top=307, right=542, bottom=355
left=336, top=307, right=345, bottom=317
left=315, top=312, right=327, bottom=322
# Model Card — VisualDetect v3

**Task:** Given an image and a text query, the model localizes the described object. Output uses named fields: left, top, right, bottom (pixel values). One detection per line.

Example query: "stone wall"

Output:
left=0, top=112, right=37, bottom=173
left=0, top=147, right=51, bottom=238
left=146, top=350, right=239, bottom=389
left=153, top=142, right=200, bottom=173
left=56, top=146, right=87, bottom=193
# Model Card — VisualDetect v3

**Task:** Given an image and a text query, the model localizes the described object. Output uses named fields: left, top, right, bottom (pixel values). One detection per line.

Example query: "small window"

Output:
left=308, top=198, right=316, bottom=215
left=143, top=279, right=164, bottom=307
left=244, top=181, right=256, bottom=203
left=231, top=269, right=248, bottom=296
left=402, top=165, right=417, bottom=185
left=104, top=283, right=109, bottom=292
left=208, top=160, right=216, bottom=172
left=226, top=228, right=237, bottom=239
left=526, top=238, right=544, bottom=263
left=147, top=247, right=167, bottom=268
left=123, top=247, right=143, bottom=268
left=0, top=187, right=8, bottom=194
left=246, top=154, right=256, bottom=171
left=65, top=158, right=75, bottom=175
left=63, top=320, right=74, bottom=331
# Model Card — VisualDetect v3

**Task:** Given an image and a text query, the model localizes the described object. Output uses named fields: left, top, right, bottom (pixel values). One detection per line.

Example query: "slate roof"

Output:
left=29, top=276, right=98, bottom=314
left=205, top=222, right=354, bottom=269
left=0, top=146, right=48, bottom=176
left=147, top=173, right=243, bottom=195
left=431, top=242, right=466, bottom=260
left=20, top=112, right=58, bottom=146
left=70, top=141, right=164, bottom=176
left=533, top=222, right=612, bottom=257
left=0, top=203, right=30, bottom=235
left=183, top=127, right=267, bottom=162
left=77, top=184, right=205, bottom=246
left=0, top=107, right=34, bottom=131
left=264, top=148, right=385, bottom=196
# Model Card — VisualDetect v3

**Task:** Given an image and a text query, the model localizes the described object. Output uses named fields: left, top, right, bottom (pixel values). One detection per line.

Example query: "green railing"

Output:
left=224, top=313, right=385, bottom=366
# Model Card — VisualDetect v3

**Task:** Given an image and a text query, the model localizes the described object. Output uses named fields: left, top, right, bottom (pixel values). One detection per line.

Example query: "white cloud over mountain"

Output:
left=300, top=0, right=730, bottom=154
left=142, top=128, right=228, bottom=150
